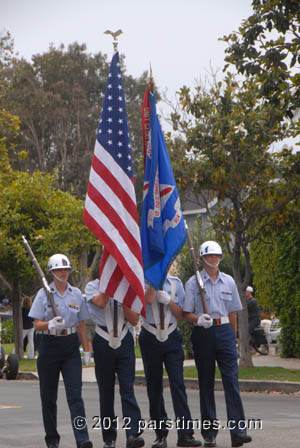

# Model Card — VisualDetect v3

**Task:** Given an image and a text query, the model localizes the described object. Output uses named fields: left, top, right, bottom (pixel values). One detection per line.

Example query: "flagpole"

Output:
left=104, top=29, right=122, bottom=337
left=148, top=68, right=165, bottom=330
left=149, top=63, right=154, bottom=94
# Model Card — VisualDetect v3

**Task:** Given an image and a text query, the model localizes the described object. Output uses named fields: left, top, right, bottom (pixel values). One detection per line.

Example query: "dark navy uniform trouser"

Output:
left=139, top=327, right=194, bottom=438
left=37, top=333, right=89, bottom=447
left=93, top=330, right=142, bottom=443
left=191, top=324, right=246, bottom=440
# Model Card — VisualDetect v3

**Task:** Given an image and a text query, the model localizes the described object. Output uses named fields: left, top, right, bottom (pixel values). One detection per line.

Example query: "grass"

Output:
left=3, top=343, right=300, bottom=382
left=1, top=343, right=95, bottom=372
left=182, top=365, right=300, bottom=383
left=135, top=366, right=300, bottom=382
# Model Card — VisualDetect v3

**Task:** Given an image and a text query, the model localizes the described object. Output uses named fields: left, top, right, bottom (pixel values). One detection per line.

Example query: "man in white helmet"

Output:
left=29, top=254, right=92, bottom=448
left=183, top=241, right=252, bottom=448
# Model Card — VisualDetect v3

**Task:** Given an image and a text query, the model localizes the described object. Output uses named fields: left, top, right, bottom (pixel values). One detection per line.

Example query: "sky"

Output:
left=2, top=0, right=254, bottom=111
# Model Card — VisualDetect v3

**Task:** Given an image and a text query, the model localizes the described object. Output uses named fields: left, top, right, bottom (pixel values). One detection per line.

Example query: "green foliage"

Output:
left=170, top=63, right=300, bottom=366
left=177, top=320, right=194, bottom=359
left=0, top=109, right=20, bottom=178
left=176, top=217, right=217, bottom=284
left=0, top=38, right=148, bottom=201
left=251, top=231, right=300, bottom=357
left=223, top=0, right=300, bottom=121
left=1, top=320, right=14, bottom=343
left=0, top=169, right=98, bottom=291
left=171, top=73, right=293, bottom=295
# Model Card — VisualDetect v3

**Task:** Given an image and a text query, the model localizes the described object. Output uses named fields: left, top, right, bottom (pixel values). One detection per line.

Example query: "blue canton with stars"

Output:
left=97, top=52, right=133, bottom=179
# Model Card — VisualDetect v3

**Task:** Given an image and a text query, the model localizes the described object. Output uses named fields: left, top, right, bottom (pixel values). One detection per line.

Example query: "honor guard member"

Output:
left=29, top=254, right=92, bottom=448
left=139, top=275, right=202, bottom=448
left=183, top=241, right=252, bottom=448
left=85, top=278, right=145, bottom=448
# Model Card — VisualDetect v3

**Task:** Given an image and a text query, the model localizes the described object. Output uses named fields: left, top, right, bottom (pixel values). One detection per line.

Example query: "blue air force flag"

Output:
left=141, top=89, right=186, bottom=289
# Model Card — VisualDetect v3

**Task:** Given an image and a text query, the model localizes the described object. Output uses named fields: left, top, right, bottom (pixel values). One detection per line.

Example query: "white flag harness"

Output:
left=142, top=280, right=177, bottom=342
left=96, top=301, right=129, bottom=349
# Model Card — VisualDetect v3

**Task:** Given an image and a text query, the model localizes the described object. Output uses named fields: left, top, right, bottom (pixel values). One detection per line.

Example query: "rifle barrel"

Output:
left=22, top=236, right=60, bottom=317
left=184, top=221, right=209, bottom=315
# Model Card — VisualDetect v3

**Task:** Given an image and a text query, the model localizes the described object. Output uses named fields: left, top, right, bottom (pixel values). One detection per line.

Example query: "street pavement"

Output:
left=1, top=354, right=300, bottom=447
left=0, top=380, right=300, bottom=448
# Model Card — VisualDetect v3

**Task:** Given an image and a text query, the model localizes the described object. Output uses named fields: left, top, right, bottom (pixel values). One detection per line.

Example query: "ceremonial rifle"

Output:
left=184, top=221, right=210, bottom=315
left=22, top=236, right=60, bottom=318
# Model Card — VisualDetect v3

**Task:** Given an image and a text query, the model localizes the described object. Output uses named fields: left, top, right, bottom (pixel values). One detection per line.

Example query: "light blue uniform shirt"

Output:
left=144, top=275, right=185, bottom=325
left=85, top=279, right=126, bottom=327
left=184, top=270, right=242, bottom=318
left=29, top=282, right=90, bottom=327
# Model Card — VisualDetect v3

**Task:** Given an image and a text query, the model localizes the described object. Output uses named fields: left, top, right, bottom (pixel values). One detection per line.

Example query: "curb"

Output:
left=17, top=372, right=300, bottom=394
left=17, top=372, right=39, bottom=380
left=134, top=375, right=300, bottom=394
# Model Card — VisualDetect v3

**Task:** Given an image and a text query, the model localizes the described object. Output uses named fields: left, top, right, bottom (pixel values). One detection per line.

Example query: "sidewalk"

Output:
left=20, top=354, right=300, bottom=393
left=77, top=354, right=300, bottom=394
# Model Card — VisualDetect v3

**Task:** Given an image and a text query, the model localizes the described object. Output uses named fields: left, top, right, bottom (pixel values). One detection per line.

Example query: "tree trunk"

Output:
left=11, top=279, right=24, bottom=359
left=238, top=306, right=253, bottom=368
left=80, top=246, right=102, bottom=290
left=231, top=238, right=253, bottom=367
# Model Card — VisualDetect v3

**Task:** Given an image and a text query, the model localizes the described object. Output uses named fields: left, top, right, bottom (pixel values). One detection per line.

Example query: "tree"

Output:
left=0, top=105, right=98, bottom=358
left=0, top=33, right=101, bottom=358
left=251, top=228, right=300, bottom=357
left=222, top=0, right=300, bottom=120
left=0, top=167, right=99, bottom=358
left=171, top=73, right=296, bottom=366
left=221, top=1, right=300, bottom=358
left=0, top=37, right=148, bottom=201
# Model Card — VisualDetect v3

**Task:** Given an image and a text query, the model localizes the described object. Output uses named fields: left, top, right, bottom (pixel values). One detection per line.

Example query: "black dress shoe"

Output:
left=152, top=436, right=167, bottom=448
left=103, top=441, right=115, bottom=448
left=127, top=434, right=145, bottom=448
left=203, top=436, right=216, bottom=447
left=177, top=434, right=202, bottom=447
left=231, top=433, right=252, bottom=447
left=47, top=442, right=59, bottom=448
left=78, top=441, right=93, bottom=448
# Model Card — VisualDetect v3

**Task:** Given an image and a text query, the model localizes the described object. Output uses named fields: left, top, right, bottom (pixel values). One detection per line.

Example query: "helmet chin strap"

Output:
left=204, top=259, right=220, bottom=269
left=52, top=271, right=68, bottom=284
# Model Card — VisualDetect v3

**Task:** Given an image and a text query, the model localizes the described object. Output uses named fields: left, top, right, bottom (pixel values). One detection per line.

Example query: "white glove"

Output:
left=197, top=314, right=213, bottom=329
left=48, top=316, right=65, bottom=331
left=157, top=290, right=171, bottom=305
left=83, top=352, right=91, bottom=366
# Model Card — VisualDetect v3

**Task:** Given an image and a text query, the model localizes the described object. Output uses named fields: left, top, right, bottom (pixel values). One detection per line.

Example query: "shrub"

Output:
left=1, top=320, right=14, bottom=343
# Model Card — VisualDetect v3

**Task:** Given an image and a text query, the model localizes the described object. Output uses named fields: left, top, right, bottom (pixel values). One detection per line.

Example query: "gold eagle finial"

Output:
left=104, top=29, right=123, bottom=51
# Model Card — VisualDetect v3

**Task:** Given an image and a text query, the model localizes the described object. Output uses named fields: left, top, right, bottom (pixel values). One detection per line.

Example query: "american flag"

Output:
left=83, top=52, right=145, bottom=315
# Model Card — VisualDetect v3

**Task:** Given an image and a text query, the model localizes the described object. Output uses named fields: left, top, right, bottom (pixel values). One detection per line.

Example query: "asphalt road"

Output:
left=0, top=381, right=299, bottom=448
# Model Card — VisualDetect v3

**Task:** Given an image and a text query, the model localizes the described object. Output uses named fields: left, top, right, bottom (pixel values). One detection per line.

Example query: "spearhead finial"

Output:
left=149, top=62, right=155, bottom=93
left=104, top=29, right=123, bottom=52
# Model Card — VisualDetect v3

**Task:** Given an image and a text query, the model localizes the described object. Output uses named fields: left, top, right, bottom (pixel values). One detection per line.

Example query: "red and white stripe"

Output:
left=83, top=139, right=145, bottom=315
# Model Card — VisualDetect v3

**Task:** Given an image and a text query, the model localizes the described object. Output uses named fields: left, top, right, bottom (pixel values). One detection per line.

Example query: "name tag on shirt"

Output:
left=221, top=291, right=232, bottom=300
left=69, top=304, right=80, bottom=311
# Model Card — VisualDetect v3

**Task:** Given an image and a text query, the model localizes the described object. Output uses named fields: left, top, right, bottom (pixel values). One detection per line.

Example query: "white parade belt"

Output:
left=95, top=323, right=129, bottom=349
left=142, top=321, right=177, bottom=342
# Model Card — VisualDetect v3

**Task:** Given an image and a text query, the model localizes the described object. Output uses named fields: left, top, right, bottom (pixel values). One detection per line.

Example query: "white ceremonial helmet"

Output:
left=246, top=286, right=254, bottom=293
left=48, top=254, right=72, bottom=271
left=199, top=241, right=223, bottom=258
